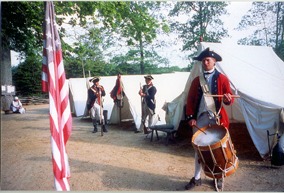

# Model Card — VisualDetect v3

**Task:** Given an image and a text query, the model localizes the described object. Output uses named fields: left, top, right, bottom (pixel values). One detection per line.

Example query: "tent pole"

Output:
left=119, top=105, right=121, bottom=125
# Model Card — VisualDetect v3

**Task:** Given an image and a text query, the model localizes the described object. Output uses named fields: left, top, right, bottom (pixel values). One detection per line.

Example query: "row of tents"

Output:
left=68, top=42, right=284, bottom=159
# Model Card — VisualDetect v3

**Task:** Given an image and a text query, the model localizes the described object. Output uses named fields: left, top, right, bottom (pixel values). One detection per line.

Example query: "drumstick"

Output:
left=193, top=125, right=207, bottom=135
left=205, top=94, right=240, bottom=98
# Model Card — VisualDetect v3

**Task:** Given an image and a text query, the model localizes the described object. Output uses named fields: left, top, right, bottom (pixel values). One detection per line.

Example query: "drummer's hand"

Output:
left=223, top=93, right=232, bottom=103
left=188, top=119, right=196, bottom=127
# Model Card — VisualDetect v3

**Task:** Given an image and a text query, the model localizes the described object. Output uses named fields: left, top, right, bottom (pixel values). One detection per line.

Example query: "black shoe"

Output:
left=102, top=125, right=108, bottom=133
left=216, top=178, right=223, bottom=190
left=185, top=177, right=201, bottom=190
left=92, top=126, right=98, bottom=133
left=134, top=130, right=141, bottom=133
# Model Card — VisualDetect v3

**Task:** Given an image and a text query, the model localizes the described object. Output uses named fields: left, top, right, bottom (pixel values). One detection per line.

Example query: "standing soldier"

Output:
left=87, top=77, right=107, bottom=133
left=136, top=75, right=157, bottom=134
left=185, top=48, right=234, bottom=191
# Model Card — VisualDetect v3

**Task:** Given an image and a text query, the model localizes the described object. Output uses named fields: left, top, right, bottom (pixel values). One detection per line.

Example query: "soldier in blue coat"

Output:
left=87, top=77, right=107, bottom=133
left=136, top=75, right=157, bottom=134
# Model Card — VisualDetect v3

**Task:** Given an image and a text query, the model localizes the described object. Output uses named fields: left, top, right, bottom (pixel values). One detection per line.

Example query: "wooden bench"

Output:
left=149, top=124, right=176, bottom=145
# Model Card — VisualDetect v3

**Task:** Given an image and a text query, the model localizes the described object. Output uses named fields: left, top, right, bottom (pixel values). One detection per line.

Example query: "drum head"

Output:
left=193, top=126, right=227, bottom=146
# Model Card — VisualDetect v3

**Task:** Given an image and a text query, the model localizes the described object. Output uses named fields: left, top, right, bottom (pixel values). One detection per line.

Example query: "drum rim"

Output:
left=191, top=124, right=229, bottom=149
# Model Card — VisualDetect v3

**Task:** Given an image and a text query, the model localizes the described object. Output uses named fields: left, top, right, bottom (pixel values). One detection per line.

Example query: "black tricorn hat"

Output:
left=193, top=47, right=222, bottom=62
left=89, top=76, right=100, bottom=83
left=144, top=74, right=154, bottom=80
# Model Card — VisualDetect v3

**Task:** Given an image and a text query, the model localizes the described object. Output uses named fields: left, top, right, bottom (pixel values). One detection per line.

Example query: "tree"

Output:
left=236, top=2, right=284, bottom=60
left=1, top=2, right=134, bottom=88
left=12, top=53, right=42, bottom=96
left=169, top=2, right=229, bottom=62
left=110, top=48, right=170, bottom=75
left=1, top=2, right=44, bottom=110
left=65, top=27, right=109, bottom=78
left=110, top=51, right=141, bottom=75
left=55, top=1, right=136, bottom=77
left=56, top=1, right=167, bottom=76
left=115, top=1, right=169, bottom=74
left=1, top=2, right=44, bottom=86
left=2, top=1, right=175, bottom=96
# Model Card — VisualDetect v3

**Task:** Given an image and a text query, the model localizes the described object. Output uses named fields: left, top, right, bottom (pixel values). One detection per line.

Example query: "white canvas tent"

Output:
left=68, top=72, right=190, bottom=129
left=68, top=42, right=284, bottom=158
left=165, top=42, right=284, bottom=158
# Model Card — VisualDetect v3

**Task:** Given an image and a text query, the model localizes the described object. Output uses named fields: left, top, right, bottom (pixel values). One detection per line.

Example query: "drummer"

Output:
left=185, top=47, right=234, bottom=191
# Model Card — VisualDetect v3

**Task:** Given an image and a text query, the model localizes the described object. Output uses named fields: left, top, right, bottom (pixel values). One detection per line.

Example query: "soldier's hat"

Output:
left=193, top=47, right=222, bottom=62
left=144, top=74, right=154, bottom=80
left=89, top=76, right=100, bottom=83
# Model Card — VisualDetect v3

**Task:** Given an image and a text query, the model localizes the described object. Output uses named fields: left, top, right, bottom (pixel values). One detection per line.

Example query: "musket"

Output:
left=90, top=87, right=99, bottom=97
left=139, top=83, right=148, bottom=134
left=99, top=91, right=105, bottom=136
left=98, top=87, right=104, bottom=136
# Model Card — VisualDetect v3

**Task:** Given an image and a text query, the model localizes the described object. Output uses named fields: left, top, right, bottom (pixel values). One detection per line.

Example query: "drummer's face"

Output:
left=202, top=57, right=216, bottom=71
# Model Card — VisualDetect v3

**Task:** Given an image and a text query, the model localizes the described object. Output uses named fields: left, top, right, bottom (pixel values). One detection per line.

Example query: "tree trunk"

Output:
left=1, top=48, right=12, bottom=85
left=1, top=48, right=14, bottom=112
left=275, top=2, right=280, bottom=48
left=139, top=38, right=145, bottom=74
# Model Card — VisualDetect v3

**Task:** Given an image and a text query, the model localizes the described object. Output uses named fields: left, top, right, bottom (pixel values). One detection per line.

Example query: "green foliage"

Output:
left=64, top=57, right=84, bottom=78
left=156, top=66, right=184, bottom=74
left=6, top=1, right=180, bottom=96
left=109, top=48, right=181, bottom=75
left=12, top=54, right=42, bottom=96
left=64, top=26, right=110, bottom=78
left=236, top=2, right=284, bottom=60
left=169, top=1, right=229, bottom=63
left=2, top=2, right=44, bottom=53
left=114, top=1, right=168, bottom=74
left=110, top=50, right=142, bottom=75
left=119, top=2, right=159, bottom=44
left=58, top=1, right=168, bottom=75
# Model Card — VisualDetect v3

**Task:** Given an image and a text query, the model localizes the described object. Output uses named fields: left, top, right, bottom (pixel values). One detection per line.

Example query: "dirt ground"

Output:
left=1, top=104, right=284, bottom=191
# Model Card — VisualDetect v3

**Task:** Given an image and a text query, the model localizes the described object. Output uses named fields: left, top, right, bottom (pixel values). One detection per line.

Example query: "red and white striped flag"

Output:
left=42, top=2, right=72, bottom=191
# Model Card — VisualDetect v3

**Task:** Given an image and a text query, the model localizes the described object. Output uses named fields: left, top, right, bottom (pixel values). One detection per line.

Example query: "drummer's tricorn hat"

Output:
left=193, top=47, right=222, bottom=62
left=89, top=76, right=100, bottom=83
left=144, top=74, right=154, bottom=80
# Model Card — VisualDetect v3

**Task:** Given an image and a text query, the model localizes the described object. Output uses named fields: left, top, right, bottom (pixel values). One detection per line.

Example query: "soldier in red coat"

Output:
left=185, top=48, right=234, bottom=191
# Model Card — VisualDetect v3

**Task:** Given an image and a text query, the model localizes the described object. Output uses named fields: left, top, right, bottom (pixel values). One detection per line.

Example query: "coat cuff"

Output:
left=186, top=115, right=194, bottom=121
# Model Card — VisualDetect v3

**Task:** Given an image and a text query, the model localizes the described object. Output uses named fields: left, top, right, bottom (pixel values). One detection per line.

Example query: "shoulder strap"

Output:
left=199, top=72, right=221, bottom=124
left=199, top=74, right=217, bottom=114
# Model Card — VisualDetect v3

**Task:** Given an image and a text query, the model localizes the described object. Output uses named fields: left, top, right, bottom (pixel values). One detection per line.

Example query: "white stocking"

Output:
left=194, top=152, right=201, bottom=180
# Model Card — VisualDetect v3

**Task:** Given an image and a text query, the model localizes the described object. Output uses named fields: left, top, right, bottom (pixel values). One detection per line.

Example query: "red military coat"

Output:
left=186, top=70, right=234, bottom=128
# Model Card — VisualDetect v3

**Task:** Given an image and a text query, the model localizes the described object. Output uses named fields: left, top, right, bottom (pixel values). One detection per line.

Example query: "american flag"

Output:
left=42, top=2, right=72, bottom=191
